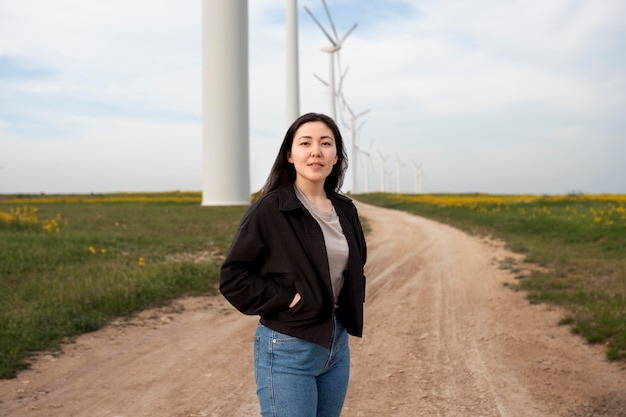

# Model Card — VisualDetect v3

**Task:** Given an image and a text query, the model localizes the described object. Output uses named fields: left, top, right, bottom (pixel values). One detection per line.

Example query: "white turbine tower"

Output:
left=385, top=167, right=393, bottom=193
left=377, top=150, right=390, bottom=192
left=304, top=0, right=357, bottom=121
left=395, top=155, right=405, bottom=193
left=334, top=64, right=351, bottom=128
left=343, top=99, right=370, bottom=193
left=202, top=0, right=250, bottom=205
left=358, top=139, right=374, bottom=193
left=286, top=0, right=300, bottom=125
left=316, top=64, right=350, bottom=128
left=412, top=160, right=425, bottom=193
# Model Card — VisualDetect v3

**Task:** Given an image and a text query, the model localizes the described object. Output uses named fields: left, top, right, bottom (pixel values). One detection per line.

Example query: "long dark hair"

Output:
left=259, top=112, right=348, bottom=196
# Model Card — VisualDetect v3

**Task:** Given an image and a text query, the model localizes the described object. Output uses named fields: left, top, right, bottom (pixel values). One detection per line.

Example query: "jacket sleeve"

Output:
left=219, top=226, right=296, bottom=316
left=355, top=206, right=367, bottom=300
left=355, top=208, right=367, bottom=267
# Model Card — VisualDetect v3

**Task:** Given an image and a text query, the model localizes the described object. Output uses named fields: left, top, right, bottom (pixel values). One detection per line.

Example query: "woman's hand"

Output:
left=289, top=293, right=301, bottom=308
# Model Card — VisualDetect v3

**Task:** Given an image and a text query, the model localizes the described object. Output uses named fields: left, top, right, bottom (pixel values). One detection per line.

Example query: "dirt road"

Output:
left=1, top=203, right=625, bottom=416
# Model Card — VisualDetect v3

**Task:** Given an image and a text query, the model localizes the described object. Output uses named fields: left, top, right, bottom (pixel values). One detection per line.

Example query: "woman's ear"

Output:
left=287, top=151, right=293, bottom=164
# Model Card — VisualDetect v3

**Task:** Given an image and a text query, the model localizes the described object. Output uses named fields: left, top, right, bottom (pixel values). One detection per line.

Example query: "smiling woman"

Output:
left=288, top=120, right=339, bottom=197
left=219, top=112, right=367, bottom=417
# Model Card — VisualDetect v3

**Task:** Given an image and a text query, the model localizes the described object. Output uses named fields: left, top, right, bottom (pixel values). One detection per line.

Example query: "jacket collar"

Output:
left=276, top=183, right=358, bottom=304
left=277, top=185, right=304, bottom=212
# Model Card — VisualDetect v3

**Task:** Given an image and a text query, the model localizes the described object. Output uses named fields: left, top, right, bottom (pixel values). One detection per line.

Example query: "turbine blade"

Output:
left=356, top=109, right=371, bottom=118
left=321, top=0, right=340, bottom=42
left=336, top=60, right=349, bottom=95
left=336, top=51, right=344, bottom=85
left=339, top=23, right=358, bottom=45
left=340, top=64, right=350, bottom=80
left=304, top=5, right=337, bottom=46
left=313, top=73, right=329, bottom=87
left=337, top=92, right=347, bottom=115
left=344, top=100, right=355, bottom=117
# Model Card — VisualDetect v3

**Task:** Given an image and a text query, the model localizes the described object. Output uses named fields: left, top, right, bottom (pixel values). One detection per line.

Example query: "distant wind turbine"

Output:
left=334, top=64, right=350, bottom=128
left=395, top=154, right=405, bottom=193
left=412, top=160, right=425, bottom=193
left=304, top=0, right=357, bottom=121
left=377, top=150, right=390, bottom=192
left=342, top=99, right=370, bottom=193
left=385, top=167, right=393, bottom=193
left=358, top=139, right=374, bottom=193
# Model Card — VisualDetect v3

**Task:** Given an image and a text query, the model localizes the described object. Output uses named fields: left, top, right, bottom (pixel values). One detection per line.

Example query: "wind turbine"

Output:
left=377, top=150, right=390, bottom=192
left=395, top=154, right=405, bottom=193
left=412, top=160, right=425, bottom=193
left=342, top=98, right=370, bottom=193
left=358, top=139, right=374, bottom=193
left=312, top=65, right=349, bottom=131
left=334, top=64, right=351, bottom=128
left=304, top=0, right=357, bottom=121
left=385, top=166, right=393, bottom=193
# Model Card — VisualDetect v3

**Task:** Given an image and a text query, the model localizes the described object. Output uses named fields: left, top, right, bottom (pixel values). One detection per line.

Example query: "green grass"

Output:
left=355, top=193, right=626, bottom=361
left=0, top=194, right=246, bottom=379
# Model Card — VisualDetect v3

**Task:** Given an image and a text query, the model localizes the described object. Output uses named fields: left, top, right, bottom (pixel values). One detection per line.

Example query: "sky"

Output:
left=1, top=0, right=625, bottom=195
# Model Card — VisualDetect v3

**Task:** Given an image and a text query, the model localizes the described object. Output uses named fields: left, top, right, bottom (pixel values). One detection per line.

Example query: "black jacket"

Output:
left=219, top=185, right=367, bottom=348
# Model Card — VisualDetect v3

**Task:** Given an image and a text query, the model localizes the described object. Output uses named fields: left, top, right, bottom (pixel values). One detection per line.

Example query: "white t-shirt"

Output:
left=294, top=185, right=349, bottom=306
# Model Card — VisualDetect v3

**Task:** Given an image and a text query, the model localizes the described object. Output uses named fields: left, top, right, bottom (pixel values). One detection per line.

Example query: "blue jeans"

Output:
left=254, top=316, right=350, bottom=417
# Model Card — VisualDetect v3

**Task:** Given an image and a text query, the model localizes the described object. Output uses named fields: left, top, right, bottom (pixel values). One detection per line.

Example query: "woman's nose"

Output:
left=310, top=143, right=321, bottom=155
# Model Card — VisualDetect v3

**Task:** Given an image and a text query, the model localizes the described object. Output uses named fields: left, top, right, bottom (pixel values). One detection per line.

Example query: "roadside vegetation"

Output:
left=0, top=192, right=246, bottom=379
left=1, top=191, right=624, bottom=379
left=355, top=192, right=626, bottom=362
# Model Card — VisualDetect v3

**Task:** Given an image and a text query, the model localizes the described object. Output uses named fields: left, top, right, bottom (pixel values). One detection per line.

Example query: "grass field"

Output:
left=1, top=191, right=625, bottom=379
left=355, top=192, right=626, bottom=363
left=0, top=192, right=246, bottom=379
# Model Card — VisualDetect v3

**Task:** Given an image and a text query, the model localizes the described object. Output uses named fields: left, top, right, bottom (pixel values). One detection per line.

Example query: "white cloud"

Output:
left=0, top=0, right=201, bottom=113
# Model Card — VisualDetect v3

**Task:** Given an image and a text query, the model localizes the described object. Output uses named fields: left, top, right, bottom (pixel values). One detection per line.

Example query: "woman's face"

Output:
left=288, top=121, right=338, bottom=187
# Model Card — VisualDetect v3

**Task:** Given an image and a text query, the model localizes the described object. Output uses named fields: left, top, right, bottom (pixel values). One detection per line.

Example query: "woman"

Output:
left=220, top=112, right=367, bottom=417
